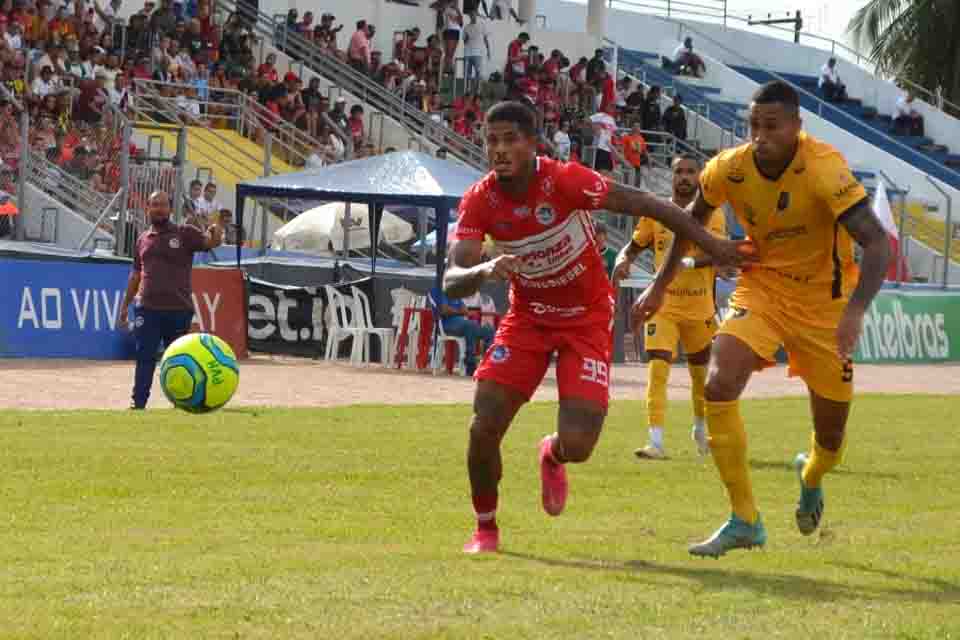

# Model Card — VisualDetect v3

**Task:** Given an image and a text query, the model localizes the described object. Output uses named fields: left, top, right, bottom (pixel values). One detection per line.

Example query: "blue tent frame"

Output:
left=233, top=151, right=483, bottom=289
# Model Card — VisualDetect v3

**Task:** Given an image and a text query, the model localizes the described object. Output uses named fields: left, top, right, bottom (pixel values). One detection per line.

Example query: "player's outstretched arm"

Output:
left=443, top=238, right=520, bottom=300
left=602, top=183, right=744, bottom=266
left=836, top=198, right=891, bottom=357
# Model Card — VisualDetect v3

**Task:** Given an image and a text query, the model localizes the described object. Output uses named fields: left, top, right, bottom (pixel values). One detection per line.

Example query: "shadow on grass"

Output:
left=500, top=551, right=958, bottom=604
left=831, top=560, right=960, bottom=602
left=748, top=459, right=901, bottom=480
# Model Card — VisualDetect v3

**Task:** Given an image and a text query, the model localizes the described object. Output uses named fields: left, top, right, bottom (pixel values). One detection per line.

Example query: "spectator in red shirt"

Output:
left=348, top=104, right=366, bottom=147
left=516, top=68, right=539, bottom=106
left=538, top=75, right=560, bottom=125
left=597, top=69, right=616, bottom=113
left=543, top=49, right=562, bottom=81
left=257, top=53, right=278, bottom=83
left=505, top=31, right=529, bottom=84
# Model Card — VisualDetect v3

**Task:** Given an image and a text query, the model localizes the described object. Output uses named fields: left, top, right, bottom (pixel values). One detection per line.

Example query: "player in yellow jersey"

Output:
left=613, top=155, right=727, bottom=459
left=633, top=81, right=891, bottom=557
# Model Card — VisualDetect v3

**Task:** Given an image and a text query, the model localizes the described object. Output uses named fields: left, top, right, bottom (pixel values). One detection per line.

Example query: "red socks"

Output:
left=472, top=493, right=498, bottom=531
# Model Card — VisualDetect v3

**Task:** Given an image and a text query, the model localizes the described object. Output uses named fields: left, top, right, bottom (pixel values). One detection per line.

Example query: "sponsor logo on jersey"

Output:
left=494, top=221, right=512, bottom=232
left=727, top=168, right=745, bottom=183
left=513, top=206, right=531, bottom=218
left=457, top=225, right=484, bottom=237
left=528, top=302, right=587, bottom=316
left=535, top=204, right=556, bottom=226
left=490, top=344, right=510, bottom=363
left=765, top=224, right=808, bottom=242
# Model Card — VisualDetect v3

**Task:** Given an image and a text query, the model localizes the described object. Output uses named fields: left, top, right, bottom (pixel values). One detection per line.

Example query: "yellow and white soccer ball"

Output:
left=159, top=333, right=240, bottom=413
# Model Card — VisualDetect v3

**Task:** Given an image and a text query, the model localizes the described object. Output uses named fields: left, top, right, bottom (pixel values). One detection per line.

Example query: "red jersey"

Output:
left=455, top=157, right=613, bottom=327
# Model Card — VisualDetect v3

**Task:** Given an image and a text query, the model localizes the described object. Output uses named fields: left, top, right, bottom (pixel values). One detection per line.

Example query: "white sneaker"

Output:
left=634, top=443, right=668, bottom=460
left=692, top=424, right=711, bottom=456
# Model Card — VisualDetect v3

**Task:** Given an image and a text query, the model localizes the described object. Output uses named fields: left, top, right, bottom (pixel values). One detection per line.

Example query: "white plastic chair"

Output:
left=324, top=285, right=364, bottom=363
left=427, top=291, right=467, bottom=375
left=350, top=285, right=394, bottom=366
left=399, top=295, right=427, bottom=369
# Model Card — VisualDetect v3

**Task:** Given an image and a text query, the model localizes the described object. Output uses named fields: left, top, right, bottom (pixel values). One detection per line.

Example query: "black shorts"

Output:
left=594, top=149, right=613, bottom=171
left=443, top=28, right=461, bottom=42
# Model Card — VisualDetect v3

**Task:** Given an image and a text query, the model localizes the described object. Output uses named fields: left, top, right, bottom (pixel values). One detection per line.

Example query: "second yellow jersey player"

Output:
left=615, top=156, right=727, bottom=459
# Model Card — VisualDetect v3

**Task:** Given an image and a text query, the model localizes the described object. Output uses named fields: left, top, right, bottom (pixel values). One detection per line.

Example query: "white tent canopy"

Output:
left=271, top=202, right=414, bottom=255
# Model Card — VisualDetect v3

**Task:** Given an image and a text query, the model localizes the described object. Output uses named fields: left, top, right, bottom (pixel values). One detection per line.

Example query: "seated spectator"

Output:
left=31, top=65, right=60, bottom=99
left=620, top=123, right=649, bottom=187
left=894, top=91, right=924, bottom=136
left=586, top=48, right=606, bottom=85
left=593, top=222, right=617, bottom=278
left=642, top=85, right=662, bottom=131
left=662, top=94, right=687, bottom=141
left=257, top=53, right=279, bottom=83
left=429, top=285, right=494, bottom=376
left=329, top=96, right=348, bottom=130
left=818, top=57, right=847, bottom=102
left=108, top=74, right=132, bottom=109
left=538, top=75, right=561, bottom=125
left=479, top=71, right=506, bottom=108
left=218, top=208, right=245, bottom=244
left=671, top=37, right=706, bottom=77
left=199, top=182, right=221, bottom=217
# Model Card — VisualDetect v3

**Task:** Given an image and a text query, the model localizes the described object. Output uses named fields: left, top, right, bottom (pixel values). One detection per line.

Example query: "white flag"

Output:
left=872, top=179, right=898, bottom=238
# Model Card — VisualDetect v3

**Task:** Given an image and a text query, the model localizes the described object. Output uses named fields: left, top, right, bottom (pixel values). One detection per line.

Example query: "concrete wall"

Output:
left=904, top=237, right=960, bottom=286
left=22, top=184, right=114, bottom=251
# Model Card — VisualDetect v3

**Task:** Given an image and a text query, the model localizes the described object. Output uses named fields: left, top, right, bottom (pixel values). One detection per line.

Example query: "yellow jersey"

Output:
left=632, top=208, right=726, bottom=321
left=699, top=132, right=867, bottom=326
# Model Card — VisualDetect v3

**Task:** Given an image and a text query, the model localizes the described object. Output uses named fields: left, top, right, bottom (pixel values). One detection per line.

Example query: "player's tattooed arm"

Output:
left=836, top=198, right=891, bottom=358
left=602, top=182, right=743, bottom=267
left=840, top=198, right=891, bottom=312
left=443, top=238, right=521, bottom=299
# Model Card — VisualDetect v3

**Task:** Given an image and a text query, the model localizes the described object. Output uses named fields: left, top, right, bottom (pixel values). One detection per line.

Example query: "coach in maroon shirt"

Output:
left=119, top=191, right=224, bottom=409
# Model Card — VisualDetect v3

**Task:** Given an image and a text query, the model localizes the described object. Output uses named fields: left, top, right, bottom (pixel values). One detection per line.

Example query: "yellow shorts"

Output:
left=644, top=313, right=717, bottom=359
left=719, top=301, right=853, bottom=402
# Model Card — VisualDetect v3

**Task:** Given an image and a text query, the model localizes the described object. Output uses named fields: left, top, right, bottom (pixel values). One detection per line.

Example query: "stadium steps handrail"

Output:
left=216, top=0, right=489, bottom=170
left=655, top=18, right=960, bottom=190
left=607, top=0, right=960, bottom=120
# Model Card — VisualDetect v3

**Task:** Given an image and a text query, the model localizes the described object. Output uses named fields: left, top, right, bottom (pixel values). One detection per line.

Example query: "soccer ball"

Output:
left=159, top=333, right=240, bottom=413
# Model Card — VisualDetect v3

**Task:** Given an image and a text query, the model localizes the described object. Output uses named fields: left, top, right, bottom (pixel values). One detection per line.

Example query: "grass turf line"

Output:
left=0, top=395, right=957, bottom=639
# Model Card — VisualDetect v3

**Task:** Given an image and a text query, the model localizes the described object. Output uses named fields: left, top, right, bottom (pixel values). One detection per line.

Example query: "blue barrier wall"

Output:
left=0, top=258, right=135, bottom=358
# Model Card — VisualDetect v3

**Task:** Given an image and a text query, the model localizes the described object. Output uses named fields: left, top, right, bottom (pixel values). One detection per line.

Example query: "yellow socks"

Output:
left=802, top=436, right=842, bottom=489
left=705, top=399, right=758, bottom=524
left=646, top=358, right=670, bottom=427
left=688, top=364, right=708, bottom=422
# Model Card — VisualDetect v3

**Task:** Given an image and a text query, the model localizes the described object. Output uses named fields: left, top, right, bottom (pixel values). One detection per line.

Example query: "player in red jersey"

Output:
left=445, top=102, right=753, bottom=553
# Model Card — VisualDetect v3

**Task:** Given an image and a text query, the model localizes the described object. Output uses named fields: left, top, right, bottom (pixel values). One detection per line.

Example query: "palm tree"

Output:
left=847, top=0, right=960, bottom=110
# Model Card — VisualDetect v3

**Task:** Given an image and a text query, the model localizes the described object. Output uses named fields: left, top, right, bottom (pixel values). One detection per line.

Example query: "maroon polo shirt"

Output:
left=132, top=222, right=207, bottom=311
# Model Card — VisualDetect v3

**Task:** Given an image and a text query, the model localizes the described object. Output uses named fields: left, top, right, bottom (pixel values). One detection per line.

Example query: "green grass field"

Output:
left=1, top=395, right=958, bottom=639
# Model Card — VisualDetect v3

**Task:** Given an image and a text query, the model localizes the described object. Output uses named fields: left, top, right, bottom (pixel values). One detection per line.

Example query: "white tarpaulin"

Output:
left=271, top=202, right=414, bottom=254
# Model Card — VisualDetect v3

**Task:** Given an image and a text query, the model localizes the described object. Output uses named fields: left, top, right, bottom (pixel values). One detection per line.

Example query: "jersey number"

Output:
left=581, top=358, right=609, bottom=387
